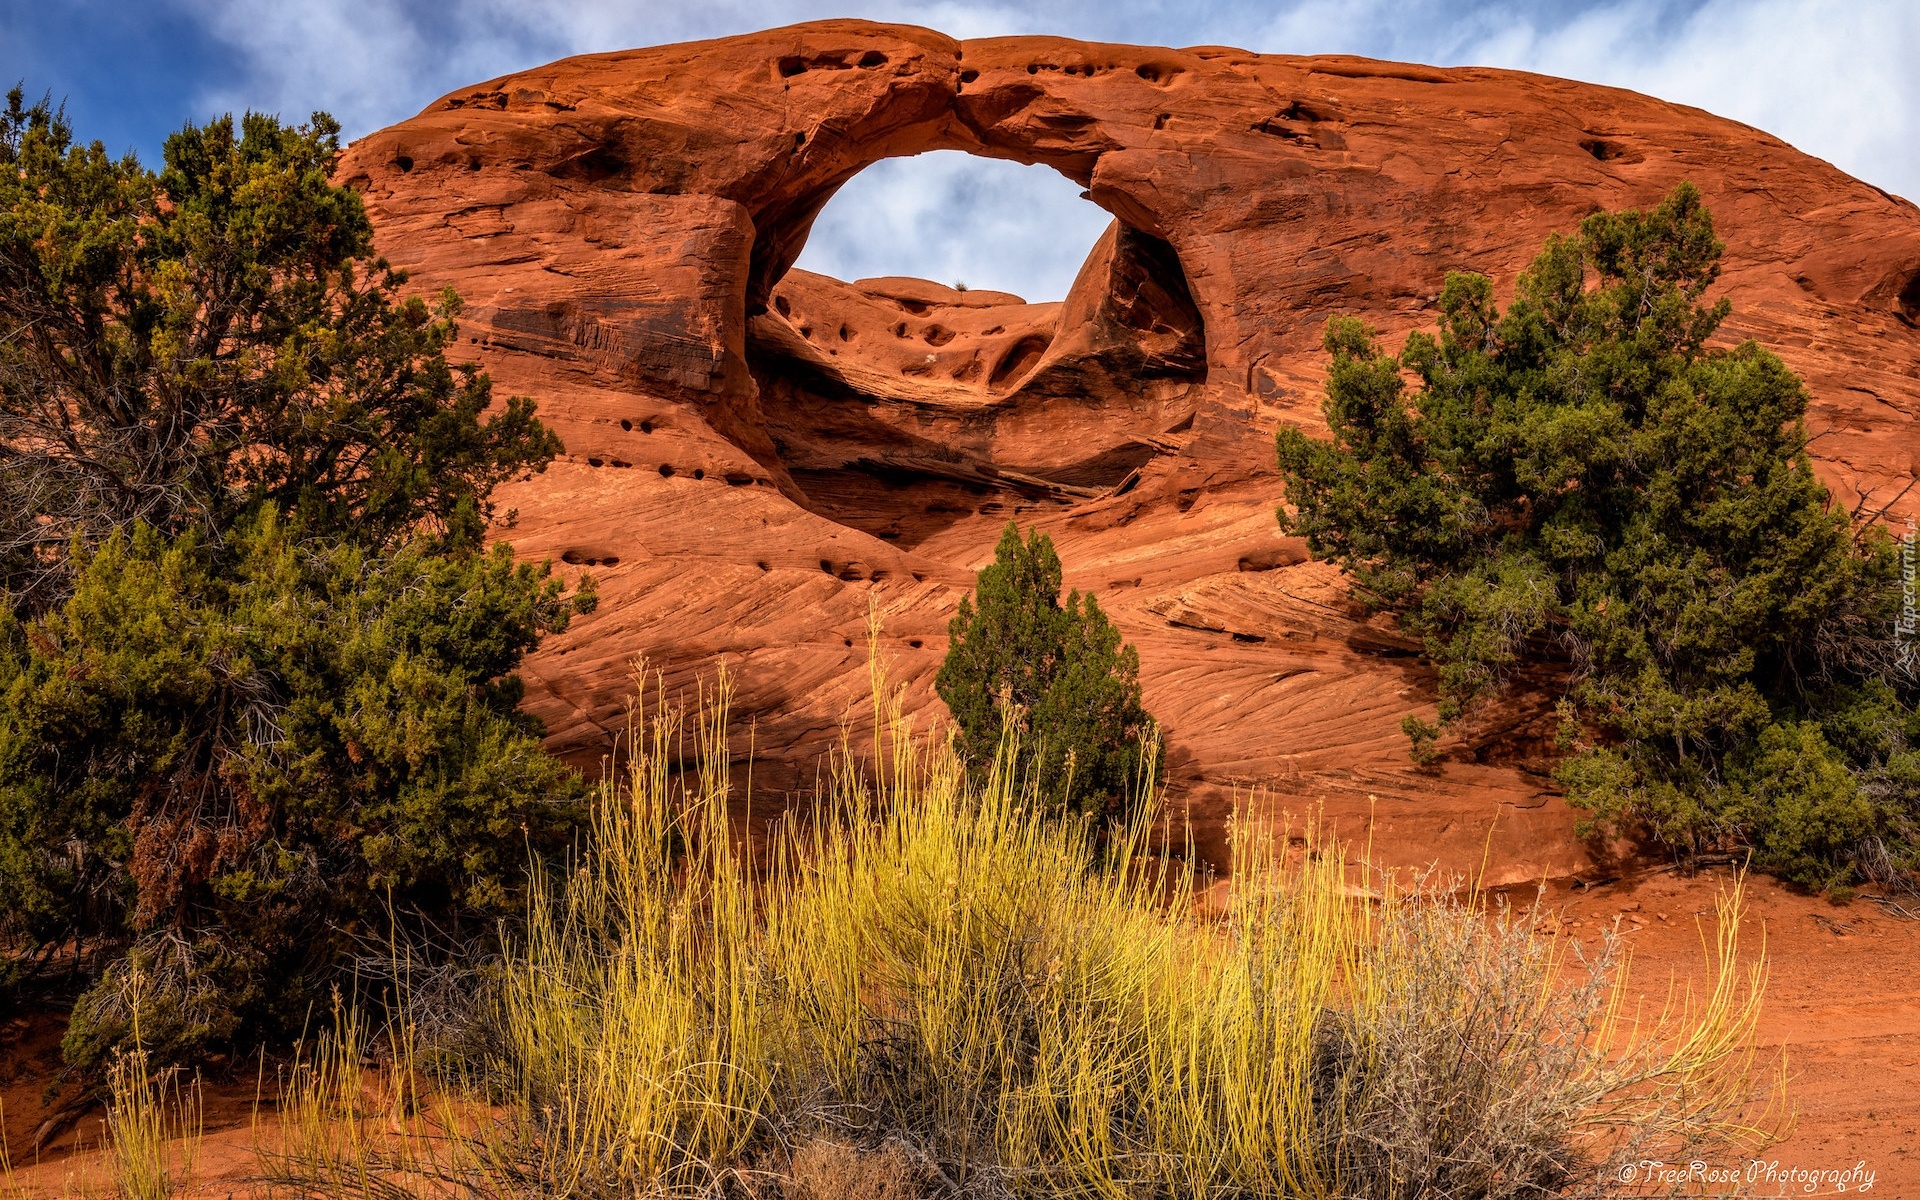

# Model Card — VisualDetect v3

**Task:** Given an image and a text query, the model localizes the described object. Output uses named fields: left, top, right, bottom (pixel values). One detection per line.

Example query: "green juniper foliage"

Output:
left=1275, top=184, right=1917, bottom=887
left=936, top=522, right=1159, bottom=819
left=0, top=90, right=589, bottom=1057
left=0, top=90, right=556, bottom=609
left=1, top=512, right=587, bottom=1066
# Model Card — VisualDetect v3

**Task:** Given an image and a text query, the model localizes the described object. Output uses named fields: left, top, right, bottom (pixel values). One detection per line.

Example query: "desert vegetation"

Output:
left=1277, top=183, right=1920, bottom=892
left=242, top=660, right=1774, bottom=1199
left=0, top=89, right=589, bottom=1068
left=936, top=522, right=1160, bottom=819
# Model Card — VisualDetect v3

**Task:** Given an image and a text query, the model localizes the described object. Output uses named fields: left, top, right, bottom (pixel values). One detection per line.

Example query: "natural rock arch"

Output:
left=341, top=19, right=1919, bottom=518
left=341, top=23, right=1245, bottom=478
left=337, top=20, right=1920, bottom=881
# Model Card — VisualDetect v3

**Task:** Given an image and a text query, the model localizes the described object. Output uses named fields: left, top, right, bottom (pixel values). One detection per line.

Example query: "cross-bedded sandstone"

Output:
left=337, top=20, right=1920, bottom=881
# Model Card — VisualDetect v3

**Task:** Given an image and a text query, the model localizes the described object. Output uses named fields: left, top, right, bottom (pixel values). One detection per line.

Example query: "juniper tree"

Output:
left=0, top=92, right=588, bottom=1058
left=936, top=522, right=1160, bottom=819
left=0, top=91, right=556, bottom=611
left=1275, top=183, right=1916, bottom=888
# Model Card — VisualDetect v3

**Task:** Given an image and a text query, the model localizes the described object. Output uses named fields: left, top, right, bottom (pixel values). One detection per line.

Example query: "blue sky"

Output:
left=6, top=0, right=1915, bottom=299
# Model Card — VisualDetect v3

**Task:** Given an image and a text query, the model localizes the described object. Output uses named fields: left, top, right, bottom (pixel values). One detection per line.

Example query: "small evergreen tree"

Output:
left=1275, top=184, right=1917, bottom=888
left=0, top=91, right=557, bottom=610
left=936, top=523, right=1159, bottom=818
left=0, top=511, right=588, bottom=1066
left=0, top=92, right=589, bottom=1058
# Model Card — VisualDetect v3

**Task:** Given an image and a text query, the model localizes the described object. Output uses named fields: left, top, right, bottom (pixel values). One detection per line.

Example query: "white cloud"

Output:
left=1488, top=0, right=1918, bottom=201
left=184, top=0, right=427, bottom=133
left=166, top=0, right=1918, bottom=296
left=473, top=0, right=1055, bottom=48
left=177, top=0, right=1073, bottom=135
left=794, top=151, right=1114, bottom=299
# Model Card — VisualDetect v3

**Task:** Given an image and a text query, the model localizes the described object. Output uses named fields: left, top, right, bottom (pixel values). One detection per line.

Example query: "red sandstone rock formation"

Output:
left=336, top=20, right=1920, bottom=883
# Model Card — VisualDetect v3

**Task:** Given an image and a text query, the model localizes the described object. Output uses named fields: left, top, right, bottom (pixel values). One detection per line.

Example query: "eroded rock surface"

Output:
left=338, top=20, right=1920, bottom=881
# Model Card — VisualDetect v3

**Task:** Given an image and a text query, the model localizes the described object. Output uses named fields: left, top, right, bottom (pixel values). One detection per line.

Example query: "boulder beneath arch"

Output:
left=337, top=19, right=1920, bottom=882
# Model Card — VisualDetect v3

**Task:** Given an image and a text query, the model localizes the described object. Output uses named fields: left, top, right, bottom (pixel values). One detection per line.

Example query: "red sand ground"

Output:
left=6, top=873, right=1917, bottom=1195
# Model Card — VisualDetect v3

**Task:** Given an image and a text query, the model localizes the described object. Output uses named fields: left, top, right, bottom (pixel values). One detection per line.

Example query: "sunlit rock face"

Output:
left=337, top=20, right=1920, bottom=882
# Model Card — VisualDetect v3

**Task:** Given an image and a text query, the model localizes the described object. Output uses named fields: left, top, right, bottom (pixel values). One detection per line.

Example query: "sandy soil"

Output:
left=1545, top=869, right=1920, bottom=1195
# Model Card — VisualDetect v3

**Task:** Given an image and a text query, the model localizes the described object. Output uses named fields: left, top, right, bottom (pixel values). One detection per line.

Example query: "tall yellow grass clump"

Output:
left=104, top=1048, right=201, bottom=1200
left=274, top=648, right=1780, bottom=1199
left=36, top=969, right=210, bottom=1200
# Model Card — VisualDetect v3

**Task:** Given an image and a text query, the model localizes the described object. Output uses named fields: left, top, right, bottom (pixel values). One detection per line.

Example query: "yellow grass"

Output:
left=267, top=646, right=1781, bottom=1199
left=88, top=970, right=205, bottom=1200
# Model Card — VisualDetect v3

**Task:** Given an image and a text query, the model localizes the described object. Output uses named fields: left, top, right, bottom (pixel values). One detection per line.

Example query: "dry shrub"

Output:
left=263, top=648, right=1782, bottom=1199
left=784, top=1139, right=929, bottom=1200
left=1313, top=873, right=1771, bottom=1198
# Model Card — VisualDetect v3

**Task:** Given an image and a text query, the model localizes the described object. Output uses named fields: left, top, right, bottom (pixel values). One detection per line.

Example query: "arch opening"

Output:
left=747, top=150, right=1208, bottom=550
left=793, top=152, right=1113, bottom=302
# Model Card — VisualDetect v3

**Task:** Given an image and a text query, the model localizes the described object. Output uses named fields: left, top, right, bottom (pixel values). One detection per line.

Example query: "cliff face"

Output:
left=336, top=20, right=1920, bottom=881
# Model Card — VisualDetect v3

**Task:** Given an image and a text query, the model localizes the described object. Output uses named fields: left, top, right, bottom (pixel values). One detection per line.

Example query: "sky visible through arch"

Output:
left=793, top=153, right=1113, bottom=301
left=6, top=0, right=1915, bottom=301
